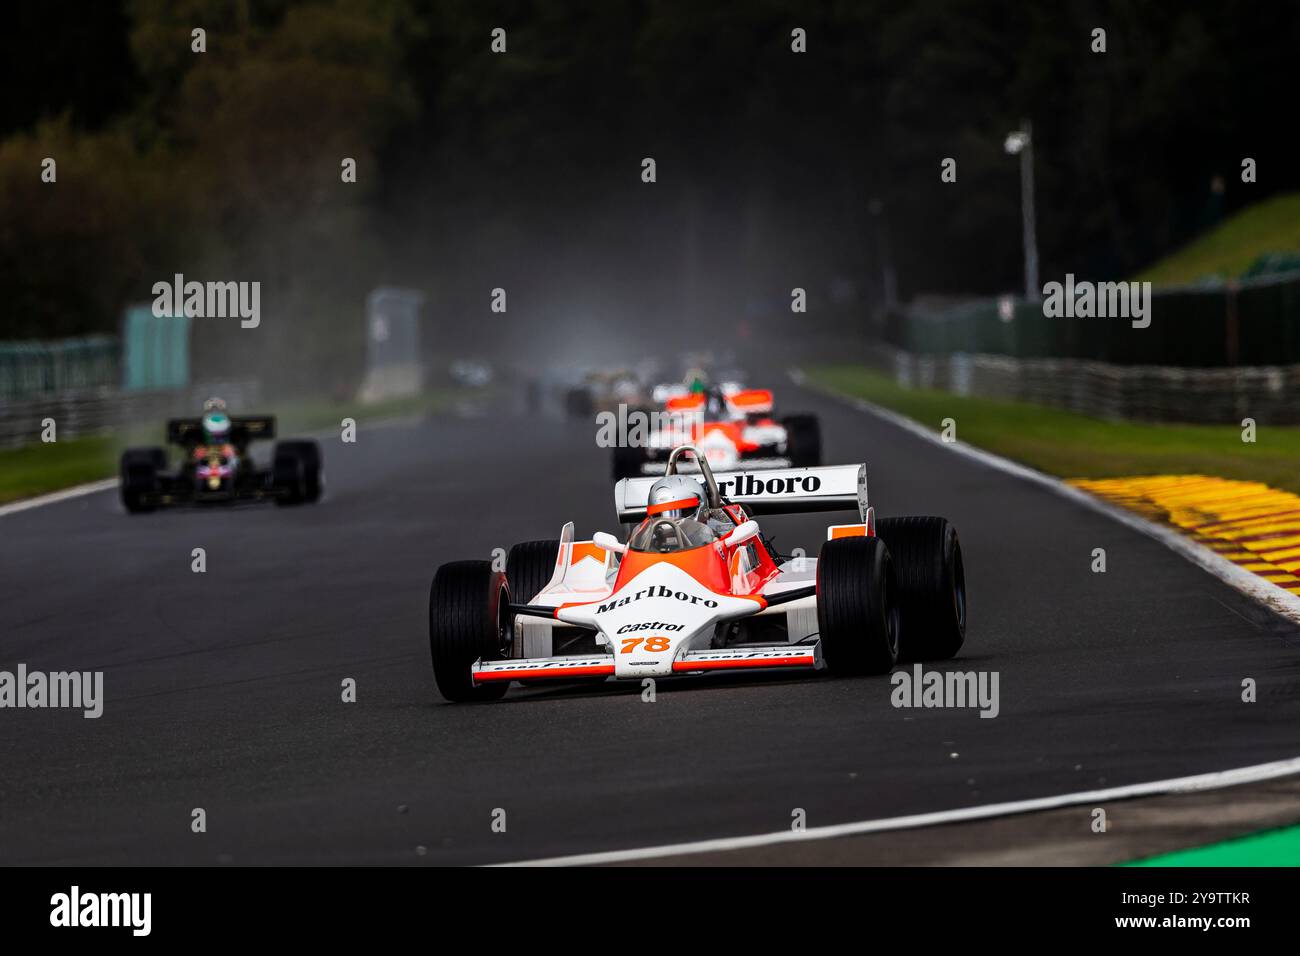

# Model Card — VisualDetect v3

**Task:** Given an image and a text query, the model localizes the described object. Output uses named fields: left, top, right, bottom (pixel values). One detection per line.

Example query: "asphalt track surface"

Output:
left=2, top=382, right=1299, bottom=865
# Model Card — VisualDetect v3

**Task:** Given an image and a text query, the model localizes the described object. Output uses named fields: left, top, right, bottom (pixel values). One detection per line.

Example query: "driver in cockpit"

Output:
left=632, top=474, right=735, bottom=553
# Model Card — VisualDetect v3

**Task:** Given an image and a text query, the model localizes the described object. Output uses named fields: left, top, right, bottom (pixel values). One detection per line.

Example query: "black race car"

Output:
left=119, top=414, right=321, bottom=513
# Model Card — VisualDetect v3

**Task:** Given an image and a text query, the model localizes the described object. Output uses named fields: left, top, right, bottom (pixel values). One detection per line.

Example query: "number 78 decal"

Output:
left=621, top=636, right=672, bottom=654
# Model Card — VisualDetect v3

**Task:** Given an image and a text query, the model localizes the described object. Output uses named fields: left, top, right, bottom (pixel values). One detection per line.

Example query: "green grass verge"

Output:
left=0, top=389, right=464, bottom=506
left=809, top=365, right=1300, bottom=495
left=1123, top=823, right=1300, bottom=866
left=0, top=435, right=122, bottom=504
left=1134, top=192, right=1300, bottom=286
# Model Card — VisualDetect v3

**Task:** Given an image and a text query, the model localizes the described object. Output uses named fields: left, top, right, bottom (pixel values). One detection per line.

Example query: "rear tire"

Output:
left=783, top=414, right=821, bottom=467
left=428, top=561, right=512, bottom=702
left=612, top=444, right=646, bottom=481
left=874, top=516, right=966, bottom=661
left=120, top=447, right=166, bottom=514
left=506, top=539, right=561, bottom=605
left=273, top=440, right=322, bottom=505
left=816, top=536, right=898, bottom=675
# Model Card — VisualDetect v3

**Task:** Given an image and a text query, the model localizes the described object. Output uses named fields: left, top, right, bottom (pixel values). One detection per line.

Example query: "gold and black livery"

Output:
left=119, top=415, right=321, bottom=513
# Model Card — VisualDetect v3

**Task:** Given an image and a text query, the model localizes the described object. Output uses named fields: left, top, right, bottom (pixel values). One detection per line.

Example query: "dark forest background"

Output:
left=2, top=0, right=1297, bottom=383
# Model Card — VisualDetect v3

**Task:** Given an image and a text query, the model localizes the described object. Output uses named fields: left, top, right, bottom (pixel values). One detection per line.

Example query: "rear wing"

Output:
left=727, top=388, right=774, bottom=414
left=167, top=416, right=276, bottom=444
left=614, top=464, right=867, bottom=522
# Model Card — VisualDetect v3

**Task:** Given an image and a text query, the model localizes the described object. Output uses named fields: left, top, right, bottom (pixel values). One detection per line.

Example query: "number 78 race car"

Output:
left=428, top=446, right=967, bottom=702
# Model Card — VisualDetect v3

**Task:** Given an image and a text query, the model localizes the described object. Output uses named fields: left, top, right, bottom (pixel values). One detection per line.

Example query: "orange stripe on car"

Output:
left=647, top=496, right=700, bottom=516
left=569, top=542, right=607, bottom=564
left=665, top=394, right=704, bottom=411
left=672, top=655, right=810, bottom=672
left=476, top=663, right=614, bottom=682
left=728, top=389, right=773, bottom=407
left=828, top=524, right=868, bottom=539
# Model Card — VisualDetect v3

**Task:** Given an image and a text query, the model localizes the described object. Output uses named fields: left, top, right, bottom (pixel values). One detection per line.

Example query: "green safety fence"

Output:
left=886, top=271, right=1300, bottom=368
left=0, top=337, right=120, bottom=399
left=122, top=305, right=190, bottom=391
left=0, top=305, right=192, bottom=399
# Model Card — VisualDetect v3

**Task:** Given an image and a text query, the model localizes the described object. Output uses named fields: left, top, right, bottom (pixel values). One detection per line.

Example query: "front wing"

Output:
left=134, top=465, right=283, bottom=507
left=472, top=642, right=823, bottom=685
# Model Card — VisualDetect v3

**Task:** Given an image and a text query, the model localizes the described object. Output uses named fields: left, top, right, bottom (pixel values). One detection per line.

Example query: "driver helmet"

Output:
left=646, top=474, right=705, bottom=520
left=704, top=386, right=728, bottom=418
left=201, top=397, right=231, bottom=444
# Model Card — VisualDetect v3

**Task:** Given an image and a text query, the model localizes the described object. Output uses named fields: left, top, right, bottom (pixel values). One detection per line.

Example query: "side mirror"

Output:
left=592, top=531, right=626, bottom=554
left=723, top=520, right=760, bottom=549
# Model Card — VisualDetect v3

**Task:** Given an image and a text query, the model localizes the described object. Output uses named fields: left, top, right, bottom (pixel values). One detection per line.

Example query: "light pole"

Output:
left=1004, top=119, right=1039, bottom=300
left=868, top=198, right=897, bottom=310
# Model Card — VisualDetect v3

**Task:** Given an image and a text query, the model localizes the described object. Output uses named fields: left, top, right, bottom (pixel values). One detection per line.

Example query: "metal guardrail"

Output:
left=0, top=381, right=261, bottom=449
left=886, top=346, right=1300, bottom=424
left=886, top=270, right=1300, bottom=368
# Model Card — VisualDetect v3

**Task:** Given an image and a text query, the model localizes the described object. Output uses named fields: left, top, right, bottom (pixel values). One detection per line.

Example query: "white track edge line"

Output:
left=0, top=478, right=118, bottom=518
left=789, top=367, right=1300, bottom=626
left=498, top=755, right=1300, bottom=866
left=0, top=411, right=433, bottom=521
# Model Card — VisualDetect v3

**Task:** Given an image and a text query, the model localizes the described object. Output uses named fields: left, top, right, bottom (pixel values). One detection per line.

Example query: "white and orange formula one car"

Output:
left=611, top=384, right=821, bottom=479
left=428, top=445, right=966, bottom=702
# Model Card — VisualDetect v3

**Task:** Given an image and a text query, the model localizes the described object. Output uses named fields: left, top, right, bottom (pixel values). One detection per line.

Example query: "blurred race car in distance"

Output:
left=612, top=383, right=820, bottom=478
left=649, top=362, right=744, bottom=404
left=563, top=367, right=651, bottom=419
left=449, top=359, right=494, bottom=388
left=428, top=444, right=966, bottom=702
left=119, top=397, right=322, bottom=513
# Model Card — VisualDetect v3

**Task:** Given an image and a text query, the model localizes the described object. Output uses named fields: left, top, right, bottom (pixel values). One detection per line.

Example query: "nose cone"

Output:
left=558, top=562, right=761, bottom=679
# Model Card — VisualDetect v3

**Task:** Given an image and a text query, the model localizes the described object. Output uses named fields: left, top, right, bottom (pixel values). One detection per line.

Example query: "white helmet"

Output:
left=646, top=474, right=705, bottom=520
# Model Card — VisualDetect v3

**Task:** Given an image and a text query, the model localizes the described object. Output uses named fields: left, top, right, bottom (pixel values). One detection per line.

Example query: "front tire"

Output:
left=874, top=516, right=966, bottom=661
left=120, top=447, right=166, bottom=514
left=429, top=561, right=512, bottom=702
left=506, top=539, right=561, bottom=605
left=816, top=536, right=898, bottom=674
left=273, top=440, right=322, bottom=505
